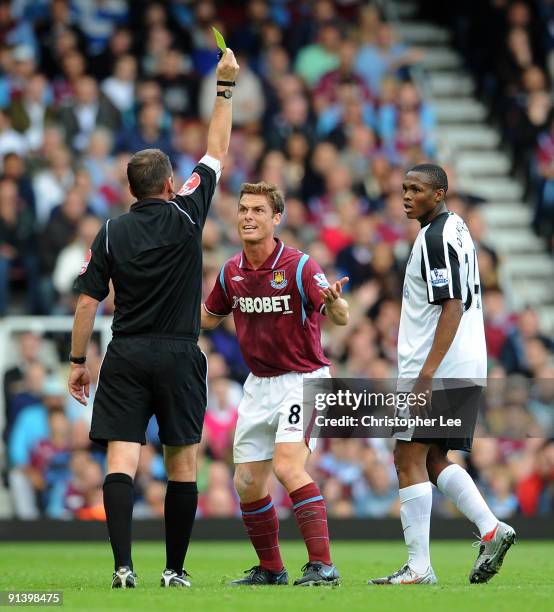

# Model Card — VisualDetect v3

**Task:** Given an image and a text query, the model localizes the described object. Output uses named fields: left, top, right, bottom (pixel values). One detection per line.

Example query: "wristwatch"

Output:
left=69, top=354, right=86, bottom=364
left=217, top=89, right=232, bottom=99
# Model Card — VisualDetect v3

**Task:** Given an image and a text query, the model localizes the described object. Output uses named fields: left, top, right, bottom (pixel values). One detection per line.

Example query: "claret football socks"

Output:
left=239, top=495, right=284, bottom=574
left=290, top=482, right=332, bottom=566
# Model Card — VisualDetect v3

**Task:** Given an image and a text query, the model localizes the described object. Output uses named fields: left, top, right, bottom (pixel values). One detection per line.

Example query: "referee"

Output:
left=67, top=49, right=239, bottom=589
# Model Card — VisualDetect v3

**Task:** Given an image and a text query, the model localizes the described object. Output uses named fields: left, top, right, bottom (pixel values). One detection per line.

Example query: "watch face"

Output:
left=223, top=89, right=232, bottom=99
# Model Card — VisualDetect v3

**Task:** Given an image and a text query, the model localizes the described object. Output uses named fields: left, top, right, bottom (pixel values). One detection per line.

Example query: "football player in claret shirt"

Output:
left=201, top=182, right=349, bottom=586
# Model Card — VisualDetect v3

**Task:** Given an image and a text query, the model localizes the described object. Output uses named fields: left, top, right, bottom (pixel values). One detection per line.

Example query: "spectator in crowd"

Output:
left=0, top=108, right=28, bottom=157
left=483, top=288, right=518, bottom=362
left=71, top=0, right=128, bottom=57
left=39, top=187, right=87, bottom=311
left=352, top=459, right=399, bottom=518
left=40, top=187, right=86, bottom=274
left=155, top=48, right=199, bottom=119
left=93, top=26, right=133, bottom=81
left=52, top=214, right=102, bottom=311
left=517, top=439, right=554, bottom=516
left=0, top=176, right=40, bottom=315
left=534, top=112, right=554, bottom=249
left=27, top=408, right=72, bottom=518
left=8, top=73, right=56, bottom=151
left=115, top=99, right=173, bottom=158
left=295, top=22, right=341, bottom=88
left=204, top=376, right=240, bottom=461
left=8, top=374, right=65, bottom=519
left=35, top=0, right=86, bottom=78
left=314, top=38, right=372, bottom=110
left=355, top=23, right=423, bottom=96
left=3, top=334, right=45, bottom=444
left=501, top=307, right=554, bottom=374
left=3, top=152, right=36, bottom=213
left=32, top=145, right=74, bottom=227
left=58, top=74, right=121, bottom=152
left=52, top=49, right=87, bottom=104
left=65, top=453, right=106, bottom=520
left=100, top=54, right=137, bottom=121
left=466, top=208, right=500, bottom=290
left=483, top=466, right=519, bottom=519
left=336, top=215, right=376, bottom=289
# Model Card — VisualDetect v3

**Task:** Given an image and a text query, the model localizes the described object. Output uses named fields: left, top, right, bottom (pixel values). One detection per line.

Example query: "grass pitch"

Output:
left=0, top=540, right=552, bottom=611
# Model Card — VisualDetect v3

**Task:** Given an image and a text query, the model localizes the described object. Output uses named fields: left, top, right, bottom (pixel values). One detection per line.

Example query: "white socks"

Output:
left=399, top=481, right=433, bottom=574
left=398, top=465, right=498, bottom=574
left=436, top=463, right=497, bottom=537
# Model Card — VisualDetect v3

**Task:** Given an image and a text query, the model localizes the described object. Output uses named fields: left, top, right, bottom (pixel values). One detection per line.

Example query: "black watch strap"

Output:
left=69, top=354, right=86, bottom=364
left=217, top=80, right=235, bottom=86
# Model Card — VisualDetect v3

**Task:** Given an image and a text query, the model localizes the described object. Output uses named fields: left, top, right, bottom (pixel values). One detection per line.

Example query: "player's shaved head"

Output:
left=407, top=163, right=448, bottom=194
left=402, top=163, right=449, bottom=223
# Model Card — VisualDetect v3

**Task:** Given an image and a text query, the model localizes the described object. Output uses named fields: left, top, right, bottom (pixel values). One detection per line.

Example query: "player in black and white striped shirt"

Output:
left=368, top=164, right=515, bottom=586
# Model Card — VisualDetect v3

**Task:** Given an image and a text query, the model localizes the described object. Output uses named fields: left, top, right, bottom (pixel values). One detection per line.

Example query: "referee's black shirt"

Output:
left=74, top=157, right=219, bottom=339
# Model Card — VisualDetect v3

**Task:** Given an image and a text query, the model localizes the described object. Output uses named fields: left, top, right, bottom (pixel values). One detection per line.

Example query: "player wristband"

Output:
left=69, top=354, right=86, bottom=364
left=217, top=80, right=235, bottom=87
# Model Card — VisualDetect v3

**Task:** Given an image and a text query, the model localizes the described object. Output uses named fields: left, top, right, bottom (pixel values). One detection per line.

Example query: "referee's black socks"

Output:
left=103, top=472, right=135, bottom=571
left=164, top=481, right=198, bottom=574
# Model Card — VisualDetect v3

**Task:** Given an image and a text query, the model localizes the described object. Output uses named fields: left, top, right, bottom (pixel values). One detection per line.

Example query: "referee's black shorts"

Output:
left=90, top=335, right=207, bottom=447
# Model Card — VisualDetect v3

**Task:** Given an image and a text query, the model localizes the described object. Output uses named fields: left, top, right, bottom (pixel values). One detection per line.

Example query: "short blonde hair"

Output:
left=239, top=181, right=285, bottom=215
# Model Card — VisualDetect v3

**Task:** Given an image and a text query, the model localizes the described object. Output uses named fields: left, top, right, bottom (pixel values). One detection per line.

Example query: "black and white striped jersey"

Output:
left=398, top=211, right=487, bottom=380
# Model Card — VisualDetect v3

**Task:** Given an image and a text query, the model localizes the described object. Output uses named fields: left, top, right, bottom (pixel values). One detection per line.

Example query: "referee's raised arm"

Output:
left=205, top=48, right=240, bottom=164
left=173, top=48, right=239, bottom=222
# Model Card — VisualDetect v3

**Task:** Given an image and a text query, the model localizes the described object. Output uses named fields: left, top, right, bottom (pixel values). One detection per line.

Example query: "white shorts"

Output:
left=233, top=367, right=330, bottom=464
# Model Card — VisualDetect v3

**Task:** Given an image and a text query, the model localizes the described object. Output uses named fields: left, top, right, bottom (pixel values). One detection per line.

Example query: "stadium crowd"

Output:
left=424, top=0, right=554, bottom=251
left=0, top=0, right=553, bottom=520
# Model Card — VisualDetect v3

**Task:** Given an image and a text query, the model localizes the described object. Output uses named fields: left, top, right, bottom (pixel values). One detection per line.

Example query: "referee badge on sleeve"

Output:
left=79, top=249, right=92, bottom=275
left=430, top=267, right=449, bottom=287
left=178, top=172, right=201, bottom=196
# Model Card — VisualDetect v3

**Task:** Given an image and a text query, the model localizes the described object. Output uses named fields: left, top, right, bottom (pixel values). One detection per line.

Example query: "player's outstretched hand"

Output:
left=68, top=364, right=91, bottom=406
left=320, top=276, right=349, bottom=306
left=216, top=48, right=240, bottom=82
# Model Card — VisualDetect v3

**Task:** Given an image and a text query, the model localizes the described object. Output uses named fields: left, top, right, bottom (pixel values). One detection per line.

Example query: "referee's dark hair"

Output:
left=127, top=148, right=172, bottom=199
left=409, top=163, right=448, bottom=194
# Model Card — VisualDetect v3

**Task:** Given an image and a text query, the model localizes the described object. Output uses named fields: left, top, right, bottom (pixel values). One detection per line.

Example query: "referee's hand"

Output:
left=216, top=48, right=239, bottom=81
left=68, top=364, right=91, bottom=406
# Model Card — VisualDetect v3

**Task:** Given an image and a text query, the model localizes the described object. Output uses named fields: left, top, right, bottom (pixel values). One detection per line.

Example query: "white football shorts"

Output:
left=233, top=366, right=330, bottom=464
